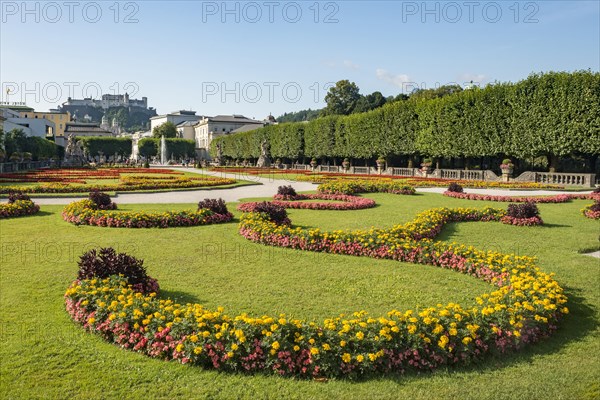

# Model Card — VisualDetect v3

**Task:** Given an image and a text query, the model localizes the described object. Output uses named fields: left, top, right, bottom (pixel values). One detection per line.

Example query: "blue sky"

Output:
left=1, top=0, right=598, bottom=118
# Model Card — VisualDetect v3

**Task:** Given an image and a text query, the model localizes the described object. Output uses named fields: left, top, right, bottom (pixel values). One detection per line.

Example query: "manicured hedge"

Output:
left=211, top=71, right=600, bottom=169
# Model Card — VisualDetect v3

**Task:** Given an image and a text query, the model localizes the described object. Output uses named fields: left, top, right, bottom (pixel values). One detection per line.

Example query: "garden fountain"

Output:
left=160, top=135, right=167, bottom=165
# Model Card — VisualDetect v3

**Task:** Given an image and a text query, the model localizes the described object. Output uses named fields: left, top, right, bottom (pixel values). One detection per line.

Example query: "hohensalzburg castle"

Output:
left=61, top=93, right=149, bottom=110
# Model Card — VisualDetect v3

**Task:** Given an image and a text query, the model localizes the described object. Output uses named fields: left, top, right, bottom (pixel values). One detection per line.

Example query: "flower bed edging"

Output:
left=62, top=199, right=233, bottom=228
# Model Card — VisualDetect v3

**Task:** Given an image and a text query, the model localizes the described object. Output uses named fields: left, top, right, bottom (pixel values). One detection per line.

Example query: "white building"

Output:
left=0, top=106, right=55, bottom=138
left=176, top=121, right=196, bottom=140
left=193, top=115, right=263, bottom=160
left=149, top=110, right=203, bottom=134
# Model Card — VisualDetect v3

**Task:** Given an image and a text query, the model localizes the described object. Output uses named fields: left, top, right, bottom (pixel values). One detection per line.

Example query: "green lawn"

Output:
left=0, top=193, right=598, bottom=399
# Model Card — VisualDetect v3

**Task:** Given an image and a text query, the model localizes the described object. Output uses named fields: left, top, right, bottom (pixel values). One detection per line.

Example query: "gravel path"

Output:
left=21, top=167, right=596, bottom=205
left=583, top=250, right=600, bottom=259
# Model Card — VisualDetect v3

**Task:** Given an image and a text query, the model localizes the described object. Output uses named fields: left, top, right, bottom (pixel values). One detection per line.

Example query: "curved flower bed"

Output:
left=318, top=180, right=415, bottom=196
left=66, top=204, right=568, bottom=379
left=237, top=193, right=376, bottom=211
left=62, top=199, right=233, bottom=228
left=443, top=191, right=599, bottom=203
left=0, top=199, right=40, bottom=219
left=582, top=203, right=600, bottom=219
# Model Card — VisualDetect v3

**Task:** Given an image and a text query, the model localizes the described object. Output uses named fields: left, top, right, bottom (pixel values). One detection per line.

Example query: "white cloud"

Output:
left=322, top=60, right=360, bottom=70
left=375, top=69, right=411, bottom=88
left=342, top=60, right=360, bottom=70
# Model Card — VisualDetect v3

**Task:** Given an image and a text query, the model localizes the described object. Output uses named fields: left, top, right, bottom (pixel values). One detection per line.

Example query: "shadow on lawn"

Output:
left=541, top=223, right=572, bottom=228
left=159, top=289, right=204, bottom=304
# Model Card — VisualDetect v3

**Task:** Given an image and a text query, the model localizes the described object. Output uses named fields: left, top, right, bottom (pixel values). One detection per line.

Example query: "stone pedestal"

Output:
left=501, top=168, right=513, bottom=182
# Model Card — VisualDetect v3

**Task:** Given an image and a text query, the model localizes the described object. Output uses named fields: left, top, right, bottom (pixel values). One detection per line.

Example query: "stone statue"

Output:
left=63, top=134, right=87, bottom=166
left=256, top=139, right=271, bottom=168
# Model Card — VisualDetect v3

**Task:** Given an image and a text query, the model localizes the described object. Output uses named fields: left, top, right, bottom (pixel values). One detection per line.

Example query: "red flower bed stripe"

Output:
left=238, top=193, right=376, bottom=211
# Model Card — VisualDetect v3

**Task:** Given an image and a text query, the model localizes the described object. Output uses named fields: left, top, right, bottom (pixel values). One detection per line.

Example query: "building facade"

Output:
left=193, top=115, right=263, bottom=159
left=0, top=106, right=55, bottom=138
left=150, top=110, right=203, bottom=133
left=18, top=110, right=70, bottom=138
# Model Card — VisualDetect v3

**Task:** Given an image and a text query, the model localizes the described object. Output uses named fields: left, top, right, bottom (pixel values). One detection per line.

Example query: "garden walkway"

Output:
left=31, top=167, right=593, bottom=205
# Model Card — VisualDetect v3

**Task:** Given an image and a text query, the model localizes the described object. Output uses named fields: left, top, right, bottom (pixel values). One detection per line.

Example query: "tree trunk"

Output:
left=547, top=154, right=560, bottom=173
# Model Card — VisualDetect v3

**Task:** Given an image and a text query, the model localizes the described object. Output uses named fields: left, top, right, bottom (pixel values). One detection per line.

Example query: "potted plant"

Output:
left=500, top=158, right=514, bottom=174
left=10, top=152, right=21, bottom=162
left=310, top=157, right=318, bottom=169
left=376, top=156, right=386, bottom=169
left=22, top=152, right=32, bottom=161
left=275, top=158, right=282, bottom=168
left=0, top=148, right=5, bottom=162
left=342, top=158, right=351, bottom=172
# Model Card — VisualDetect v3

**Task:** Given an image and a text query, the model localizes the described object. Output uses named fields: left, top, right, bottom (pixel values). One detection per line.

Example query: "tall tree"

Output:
left=353, top=91, right=387, bottom=113
left=322, top=80, right=361, bottom=116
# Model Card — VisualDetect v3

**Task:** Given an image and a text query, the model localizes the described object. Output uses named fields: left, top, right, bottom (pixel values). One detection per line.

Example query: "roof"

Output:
left=230, top=124, right=264, bottom=134
left=0, top=104, right=34, bottom=112
left=176, top=121, right=197, bottom=127
left=150, top=110, right=199, bottom=120
left=203, top=115, right=262, bottom=124
left=65, top=122, right=113, bottom=134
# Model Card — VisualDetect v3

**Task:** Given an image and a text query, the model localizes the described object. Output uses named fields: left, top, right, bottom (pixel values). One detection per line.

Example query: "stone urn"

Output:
left=376, top=157, right=386, bottom=174
left=500, top=159, right=514, bottom=182
left=420, top=160, right=433, bottom=176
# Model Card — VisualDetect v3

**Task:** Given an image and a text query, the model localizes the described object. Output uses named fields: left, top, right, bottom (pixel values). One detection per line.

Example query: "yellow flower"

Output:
left=356, top=331, right=365, bottom=340
left=87, top=317, right=96, bottom=324
left=340, top=340, right=347, bottom=347
left=322, top=343, right=331, bottom=351
left=272, top=341, right=280, bottom=350
left=310, top=347, right=319, bottom=355
left=462, top=337, right=472, bottom=345
left=176, top=344, right=184, bottom=352
left=193, top=347, right=202, bottom=355
left=342, top=353, right=351, bottom=363
left=293, top=345, right=300, bottom=352
left=438, top=335, right=449, bottom=349
left=356, top=355, right=364, bottom=363
left=231, top=343, right=239, bottom=351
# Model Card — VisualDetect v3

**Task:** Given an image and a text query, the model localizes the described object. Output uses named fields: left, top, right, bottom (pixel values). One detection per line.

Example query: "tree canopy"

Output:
left=152, top=122, right=178, bottom=138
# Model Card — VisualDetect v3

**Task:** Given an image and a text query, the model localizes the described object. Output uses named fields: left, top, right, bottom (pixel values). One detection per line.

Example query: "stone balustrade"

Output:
left=514, top=171, right=597, bottom=187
